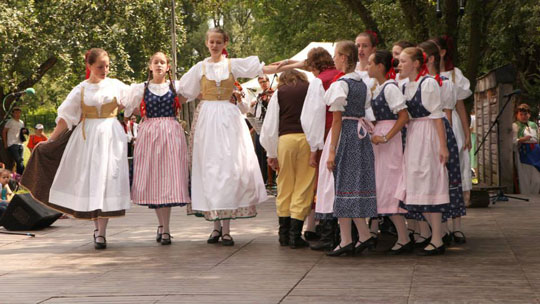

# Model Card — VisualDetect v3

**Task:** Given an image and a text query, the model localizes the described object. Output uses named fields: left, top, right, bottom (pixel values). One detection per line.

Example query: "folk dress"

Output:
left=326, top=72, right=377, bottom=218
left=178, top=57, right=267, bottom=221
left=125, top=81, right=190, bottom=208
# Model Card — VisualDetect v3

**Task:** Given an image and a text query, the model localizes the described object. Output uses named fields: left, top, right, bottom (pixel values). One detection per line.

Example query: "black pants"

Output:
left=254, top=133, right=275, bottom=184
left=8, top=144, right=24, bottom=174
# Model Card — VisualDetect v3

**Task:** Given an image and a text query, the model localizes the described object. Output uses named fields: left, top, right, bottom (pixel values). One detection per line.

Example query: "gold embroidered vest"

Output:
left=80, top=86, right=118, bottom=139
left=200, top=59, right=235, bottom=101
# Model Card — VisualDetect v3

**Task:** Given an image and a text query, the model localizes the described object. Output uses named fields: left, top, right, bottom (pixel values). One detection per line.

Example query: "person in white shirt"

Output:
left=2, top=108, right=25, bottom=174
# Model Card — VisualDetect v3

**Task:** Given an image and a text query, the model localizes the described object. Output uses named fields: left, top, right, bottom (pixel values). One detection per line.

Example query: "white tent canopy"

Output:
left=241, top=42, right=336, bottom=100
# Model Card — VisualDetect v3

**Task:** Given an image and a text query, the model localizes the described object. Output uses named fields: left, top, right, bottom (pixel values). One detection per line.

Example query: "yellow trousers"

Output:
left=276, top=133, right=316, bottom=220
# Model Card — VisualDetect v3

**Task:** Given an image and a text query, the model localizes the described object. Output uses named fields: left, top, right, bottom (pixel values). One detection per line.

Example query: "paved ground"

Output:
left=1, top=194, right=540, bottom=304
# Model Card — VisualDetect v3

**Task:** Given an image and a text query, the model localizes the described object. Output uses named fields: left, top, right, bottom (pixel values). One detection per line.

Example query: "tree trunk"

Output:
left=339, top=0, right=385, bottom=46
left=444, top=0, right=459, bottom=66
left=398, top=0, right=430, bottom=42
left=465, top=0, right=486, bottom=109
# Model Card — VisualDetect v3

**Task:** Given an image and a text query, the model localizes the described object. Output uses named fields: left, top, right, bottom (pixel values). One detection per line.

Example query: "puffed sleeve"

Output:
left=440, top=80, right=457, bottom=110
left=56, top=83, right=83, bottom=130
left=178, top=62, right=203, bottom=101
left=231, top=56, right=265, bottom=79
left=124, top=82, right=145, bottom=117
left=383, top=83, right=407, bottom=114
left=326, top=80, right=348, bottom=112
left=512, top=122, right=520, bottom=145
left=420, top=78, right=444, bottom=119
left=110, top=78, right=130, bottom=107
left=453, top=68, right=472, bottom=100
left=301, top=78, right=326, bottom=152
left=259, top=90, right=280, bottom=158
left=364, top=86, right=375, bottom=121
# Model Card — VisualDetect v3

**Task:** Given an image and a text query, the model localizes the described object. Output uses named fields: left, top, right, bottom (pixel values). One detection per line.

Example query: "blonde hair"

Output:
left=401, top=47, right=425, bottom=72
left=336, top=40, right=358, bottom=73
left=277, top=70, right=308, bottom=89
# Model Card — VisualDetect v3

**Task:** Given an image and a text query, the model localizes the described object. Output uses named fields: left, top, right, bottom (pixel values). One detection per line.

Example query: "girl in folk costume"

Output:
left=178, top=28, right=282, bottom=246
left=513, top=103, right=540, bottom=194
left=396, top=47, right=450, bottom=255
left=260, top=70, right=315, bottom=248
left=367, top=50, right=412, bottom=254
left=22, top=48, right=131, bottom=250
left=433, top=35, right=471, bottom=244
left=419, top=40, right=465, bottom=246
left=392, top=40, right=416, bottom=87
left=325, top=41, right=376, bottom=257
left=125, top=52, right=190, bottom=245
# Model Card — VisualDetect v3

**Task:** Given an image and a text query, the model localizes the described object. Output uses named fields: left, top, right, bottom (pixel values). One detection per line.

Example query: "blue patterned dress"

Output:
left=332, top=78, right=377, bottom=218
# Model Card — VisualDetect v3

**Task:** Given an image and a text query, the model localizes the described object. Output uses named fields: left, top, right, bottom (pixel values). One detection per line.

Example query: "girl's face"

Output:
left=0, top=173, right=9, bottom=186
left=392, top=45, right=403, bottom=61
left=150, top=53, right=169, bottom=78
left=366, top=54, right=380, bottom=79
left=333, top=49, right=346, bottom=72
left=206, top=32, right=227, bottom=58
left=355, top=35, right=375, bottom=63
left=398, top=52, right=416, bottom=78
left=517, top=108, right=530, bottom=123
left=89, top=54, right=110, bottom=80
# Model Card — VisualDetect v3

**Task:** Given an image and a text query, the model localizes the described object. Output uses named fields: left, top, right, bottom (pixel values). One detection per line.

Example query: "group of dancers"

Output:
left=260, top=32, right=473, bottom=256
left=20, top=28, right=472, bottom=256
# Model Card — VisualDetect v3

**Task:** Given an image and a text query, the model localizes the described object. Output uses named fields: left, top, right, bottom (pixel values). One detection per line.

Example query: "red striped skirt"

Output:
left=132, top=117, right=190, bottom=208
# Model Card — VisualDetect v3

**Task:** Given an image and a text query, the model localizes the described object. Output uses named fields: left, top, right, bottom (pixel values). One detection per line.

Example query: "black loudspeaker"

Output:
left=469, top=189, right=490, bottom=208
left=0, top=193, right=62, bottom=230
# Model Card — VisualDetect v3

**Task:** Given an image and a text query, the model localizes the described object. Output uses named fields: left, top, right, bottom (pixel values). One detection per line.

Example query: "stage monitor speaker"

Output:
left=469, top=189, right=490, bottom=208
left=0, top=193, right=62, bottom=230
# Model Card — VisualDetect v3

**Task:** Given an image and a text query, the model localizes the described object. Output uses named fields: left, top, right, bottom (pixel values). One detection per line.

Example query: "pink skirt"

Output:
left=132, top=117, right=190, bottom=207
left=372, top=120, right=407, bottom=215
left=395, top=118, right=449, bottom=205
left=315, top=128, right=335, bottom=219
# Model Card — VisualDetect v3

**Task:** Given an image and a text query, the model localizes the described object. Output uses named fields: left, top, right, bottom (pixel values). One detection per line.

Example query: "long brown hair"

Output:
left=336, top=40, right=358, bottom=73
left=277, top=70, right=308, bottom=89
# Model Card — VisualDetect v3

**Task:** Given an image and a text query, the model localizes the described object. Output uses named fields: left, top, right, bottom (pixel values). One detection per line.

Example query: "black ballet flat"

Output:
left=418, top=242, right=445, bottom=256
left=452, top=231, right=467, bottom=244
left=156, top=225, right=163, bottom=243
left=94, top=235, right=107, bottom=250
left=304, top=231, right=320, bottom=241
left=221, top=234, right=235, bottom=246
left=354, top=237, right=377, bottom=255
left=414, top=235, right=432, bottom=248
left=207, top=229, right=222, bottom=244
left=161, top=233, right=172, bottom=245
left=389, top=241, right=414, bottom=255
left=443, top=233, right=453, bottom=246
left=326, top=243, right=354, bottom=257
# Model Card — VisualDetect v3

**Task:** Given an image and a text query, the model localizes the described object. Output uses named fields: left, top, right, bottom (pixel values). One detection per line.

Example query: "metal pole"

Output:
left=171, top=0, right=177, bottom=80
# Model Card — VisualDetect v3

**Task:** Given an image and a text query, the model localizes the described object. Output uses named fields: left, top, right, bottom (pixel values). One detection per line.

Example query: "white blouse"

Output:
left=56, top=78, right=129, bottom=130
left=259, top=90, right=280, bottom=158
left=441, top=67, right=472, bottom=100
left=178, top=56, right=264, bottom=101
left=512, top=122, right=539, bottom=144
left=373, top=79, right=407, bottom=114
left=354, top=70, right=376, bottom=121
left=441, top=79, right=457, bottom=110
left=326, top=72, right=372, bottom=113
left=402, top=76, right=444, bottom=119
left=125, top=81, right=181, bottom=117
left=300, top=78, right=326, bottom=152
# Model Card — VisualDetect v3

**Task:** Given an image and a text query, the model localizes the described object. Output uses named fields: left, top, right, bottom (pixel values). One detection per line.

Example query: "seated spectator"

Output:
left=512, top=103, right=540, bottom=194
left=27, top=124, right=48, bottom=152
left=0, top=168, right=14, bottom=218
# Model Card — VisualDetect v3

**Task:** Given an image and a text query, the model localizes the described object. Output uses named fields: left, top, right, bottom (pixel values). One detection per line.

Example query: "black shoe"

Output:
left=94, top=235, right=107, bottom=250
left=414, top=235, right=432, bottom=248
left=278, top=217, right=291, bottom=246
left=370, top=232, right=379, bottom=249
left=443, top=233, right=453, bottom=246
left=452, top=231, right=467, bottom=244
left=161, top=233, right=172, bottom=245
left=418, top=242, right=446, bottom=256
left=354, top=237, right=377, bottom=255
left=289, top=219, right=309, bottom=249
left=326, top=243, right=354, bottom=257
left=310, top=219, right=338, bottom=251
left=207, top=229, right=222, bottom=244
left=222, top=234, right=234, bottom=246
left=303, top=231, right=320, bottom=241
left=389, top=241, right=414, bottom=255
left=156, top=225, right=163, bottom=243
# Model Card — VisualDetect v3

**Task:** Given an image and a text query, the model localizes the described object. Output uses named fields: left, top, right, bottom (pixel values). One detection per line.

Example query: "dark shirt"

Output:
left=277, top=82, right=309, bottom=136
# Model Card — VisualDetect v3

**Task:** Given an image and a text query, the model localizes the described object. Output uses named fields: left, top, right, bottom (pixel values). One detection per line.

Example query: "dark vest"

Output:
left=277, top=81, right=309, bottom=136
